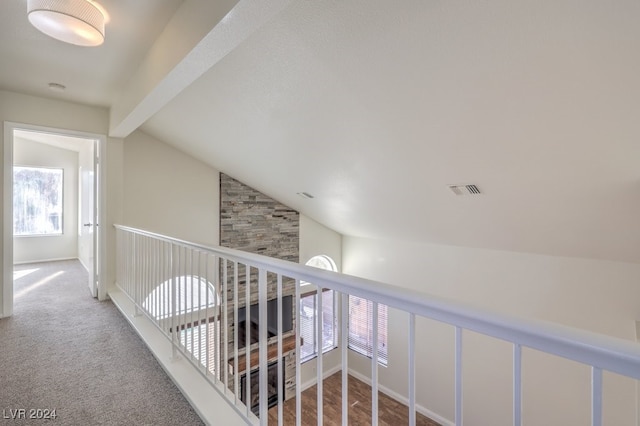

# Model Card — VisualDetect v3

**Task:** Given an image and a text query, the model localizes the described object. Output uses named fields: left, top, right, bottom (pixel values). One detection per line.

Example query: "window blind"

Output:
left=300, top=289, right=336, bottom=362
left=180, top=322, right=217, bottom=374
left=348, top=296, right=388, bottom=365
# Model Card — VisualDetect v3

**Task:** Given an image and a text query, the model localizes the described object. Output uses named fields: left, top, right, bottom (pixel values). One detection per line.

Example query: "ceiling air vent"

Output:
left=449, top=184, right=482, bottom=196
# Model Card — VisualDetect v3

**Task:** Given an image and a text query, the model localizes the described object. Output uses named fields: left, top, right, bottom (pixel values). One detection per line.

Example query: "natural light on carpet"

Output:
left=14, top=271, right=64, bottom=299
left=13, top=268, right=39, bottom=280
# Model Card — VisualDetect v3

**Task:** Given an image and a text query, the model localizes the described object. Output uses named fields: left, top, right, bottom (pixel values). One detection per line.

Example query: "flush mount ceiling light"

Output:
left=27, top=0, right=105, bottom=47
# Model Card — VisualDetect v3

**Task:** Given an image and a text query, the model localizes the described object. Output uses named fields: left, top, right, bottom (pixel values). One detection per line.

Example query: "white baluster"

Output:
left=408, top=313, right=416, bottom=426
left=455, top=327, right=463, bottom=426
left=258, top=268, right=268, bottom=424
left=277, top=274, right=283, bottom=426
left=317, top=285, right=324, bottom=426
left=372, top=301, right=379, bottom=426
left=592, top=366, right=602, bottom=426
left=513, top=343, right=522, bottom=426
left=341, top=292, right=349, bottom=426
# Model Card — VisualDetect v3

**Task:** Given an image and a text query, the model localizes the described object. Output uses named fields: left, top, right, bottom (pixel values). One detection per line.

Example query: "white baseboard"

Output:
left=348, top=369, right=454, bottom=426
left=14, top=257, right=78, bottom=265
left=300, top=364, right=343, bottom=392
left=78, top=256, right=90, bottom=273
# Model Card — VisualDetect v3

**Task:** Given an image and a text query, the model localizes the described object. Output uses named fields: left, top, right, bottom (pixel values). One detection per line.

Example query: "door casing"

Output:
left=2, top=121, right=107, bottom=318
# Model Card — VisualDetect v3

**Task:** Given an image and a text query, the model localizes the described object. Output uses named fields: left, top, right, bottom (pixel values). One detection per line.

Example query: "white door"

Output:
left=79, top=140, right=98, bottom=297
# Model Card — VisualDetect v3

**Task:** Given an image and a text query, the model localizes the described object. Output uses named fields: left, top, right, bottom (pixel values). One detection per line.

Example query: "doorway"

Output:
left=2, top=122, right=107, bottom=317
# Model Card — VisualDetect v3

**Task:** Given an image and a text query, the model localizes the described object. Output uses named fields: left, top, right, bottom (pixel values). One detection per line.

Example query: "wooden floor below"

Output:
left=268, top=372, right=440, bottom=425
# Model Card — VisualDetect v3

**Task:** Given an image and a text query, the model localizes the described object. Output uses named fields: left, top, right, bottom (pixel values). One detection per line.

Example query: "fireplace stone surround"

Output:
left=219, top=173, right=299, bottom=405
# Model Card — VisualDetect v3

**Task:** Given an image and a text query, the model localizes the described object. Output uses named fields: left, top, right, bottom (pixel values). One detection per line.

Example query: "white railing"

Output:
left=114, top=225, right=640, bottom=426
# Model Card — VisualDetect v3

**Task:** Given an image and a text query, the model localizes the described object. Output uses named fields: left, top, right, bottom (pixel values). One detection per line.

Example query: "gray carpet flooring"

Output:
left=1, top=260, right=204, bottom=425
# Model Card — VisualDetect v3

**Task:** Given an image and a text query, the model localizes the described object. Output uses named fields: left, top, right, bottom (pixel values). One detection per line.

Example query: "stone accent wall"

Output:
left=219, top=173, right=299, bottom=401
left=220, top=173, right=299, bottom=262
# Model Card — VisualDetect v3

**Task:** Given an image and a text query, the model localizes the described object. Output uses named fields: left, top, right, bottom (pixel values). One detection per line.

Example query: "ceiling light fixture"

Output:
left=27, top=0, right=106, bottom=47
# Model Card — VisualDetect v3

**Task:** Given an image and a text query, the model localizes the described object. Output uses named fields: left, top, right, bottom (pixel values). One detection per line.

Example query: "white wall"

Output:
left=121, top=137, right=345, bottom=388
left=1, top=90, right=117, bottom=317
left=122, top=130, right=219, bottom=246
left=120, top=140, right=346, bottom=386
left=342, top=236, right=640, bottom=426
left=13, top=138, right=78, bottom=263
left=299, top=215, right=343, bottom=386
left=300, top=215, right=342, bottom=271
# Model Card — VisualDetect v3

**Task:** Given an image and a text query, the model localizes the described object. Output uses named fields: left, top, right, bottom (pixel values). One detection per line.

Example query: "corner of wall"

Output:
left=2, top=121, right=13, bottom=318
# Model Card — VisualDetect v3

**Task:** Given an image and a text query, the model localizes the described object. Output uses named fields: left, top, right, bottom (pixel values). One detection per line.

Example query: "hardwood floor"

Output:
left=268, top=372, right=440, bottom=425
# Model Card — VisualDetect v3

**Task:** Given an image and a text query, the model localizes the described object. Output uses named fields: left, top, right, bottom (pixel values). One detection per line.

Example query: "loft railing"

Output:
left=114, top=224, right=640, bottom=426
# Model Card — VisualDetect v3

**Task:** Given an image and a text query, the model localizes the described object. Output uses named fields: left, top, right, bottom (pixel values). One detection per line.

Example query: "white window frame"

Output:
left=13, top=165, right=64, bottom=237
left=300, top=255, right=338, bottom=363
left=348, top=296, right=388, bottom=366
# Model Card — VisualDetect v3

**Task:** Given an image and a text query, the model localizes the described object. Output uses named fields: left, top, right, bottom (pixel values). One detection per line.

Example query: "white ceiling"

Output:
left=0, top=0, right=182, bottom=106
left=2, top=0, right=640, bottom=263
left=14, top=129, right=93, bottom=152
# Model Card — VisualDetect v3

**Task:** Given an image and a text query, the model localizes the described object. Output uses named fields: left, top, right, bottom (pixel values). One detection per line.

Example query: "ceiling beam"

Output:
left=109, top=0, right=293, bottom=138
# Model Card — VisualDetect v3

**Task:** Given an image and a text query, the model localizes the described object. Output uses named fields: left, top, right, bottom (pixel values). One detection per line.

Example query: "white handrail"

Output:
left=114, top=224, right=640, bottom=382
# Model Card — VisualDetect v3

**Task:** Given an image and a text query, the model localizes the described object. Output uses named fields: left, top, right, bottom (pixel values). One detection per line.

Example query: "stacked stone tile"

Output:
left=220, top=173, right=298, bottom=402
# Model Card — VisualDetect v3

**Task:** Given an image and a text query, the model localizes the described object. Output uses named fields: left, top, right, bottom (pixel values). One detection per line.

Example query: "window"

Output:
left=300, top=288, right=336, bottom=362
left=180, top=322, right=218, bottom=374
left=300, top=255, right=338, bottom=362
left=13, top=166, right=63, bottom=236
left=143, top=275, right=217, bottom=320
left=144, top=275, right=219, bottom=374
left=348, top=296, right=388, bottom=366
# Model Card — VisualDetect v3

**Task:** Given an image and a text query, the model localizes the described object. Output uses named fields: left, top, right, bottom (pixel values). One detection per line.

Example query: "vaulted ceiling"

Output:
left=2, top=0, right=640, bottom=263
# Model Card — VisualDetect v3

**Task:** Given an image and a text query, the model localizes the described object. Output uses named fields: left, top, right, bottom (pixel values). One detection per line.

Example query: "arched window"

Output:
left=300, top=255, right=338, bottom=362
left=143, top=275, right=217, bottom=320
left=304, top=255, right=337, bottom=272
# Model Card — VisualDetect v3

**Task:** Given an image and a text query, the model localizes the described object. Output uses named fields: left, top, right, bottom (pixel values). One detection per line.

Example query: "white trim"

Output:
left=14, top=257, right=78, bottom=265
left=95, top=134, right=107, bottom=301
left=636, top=321, right=639, bottom=426
left=14, top=234, right=65, bottom=238
left=348, top=368, right=454, bottom=426
left=300, top=364, right=342, bottom=392
left=2, top=122, right=13, bottom=318
left=78, top=255, right=90, bottom=273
